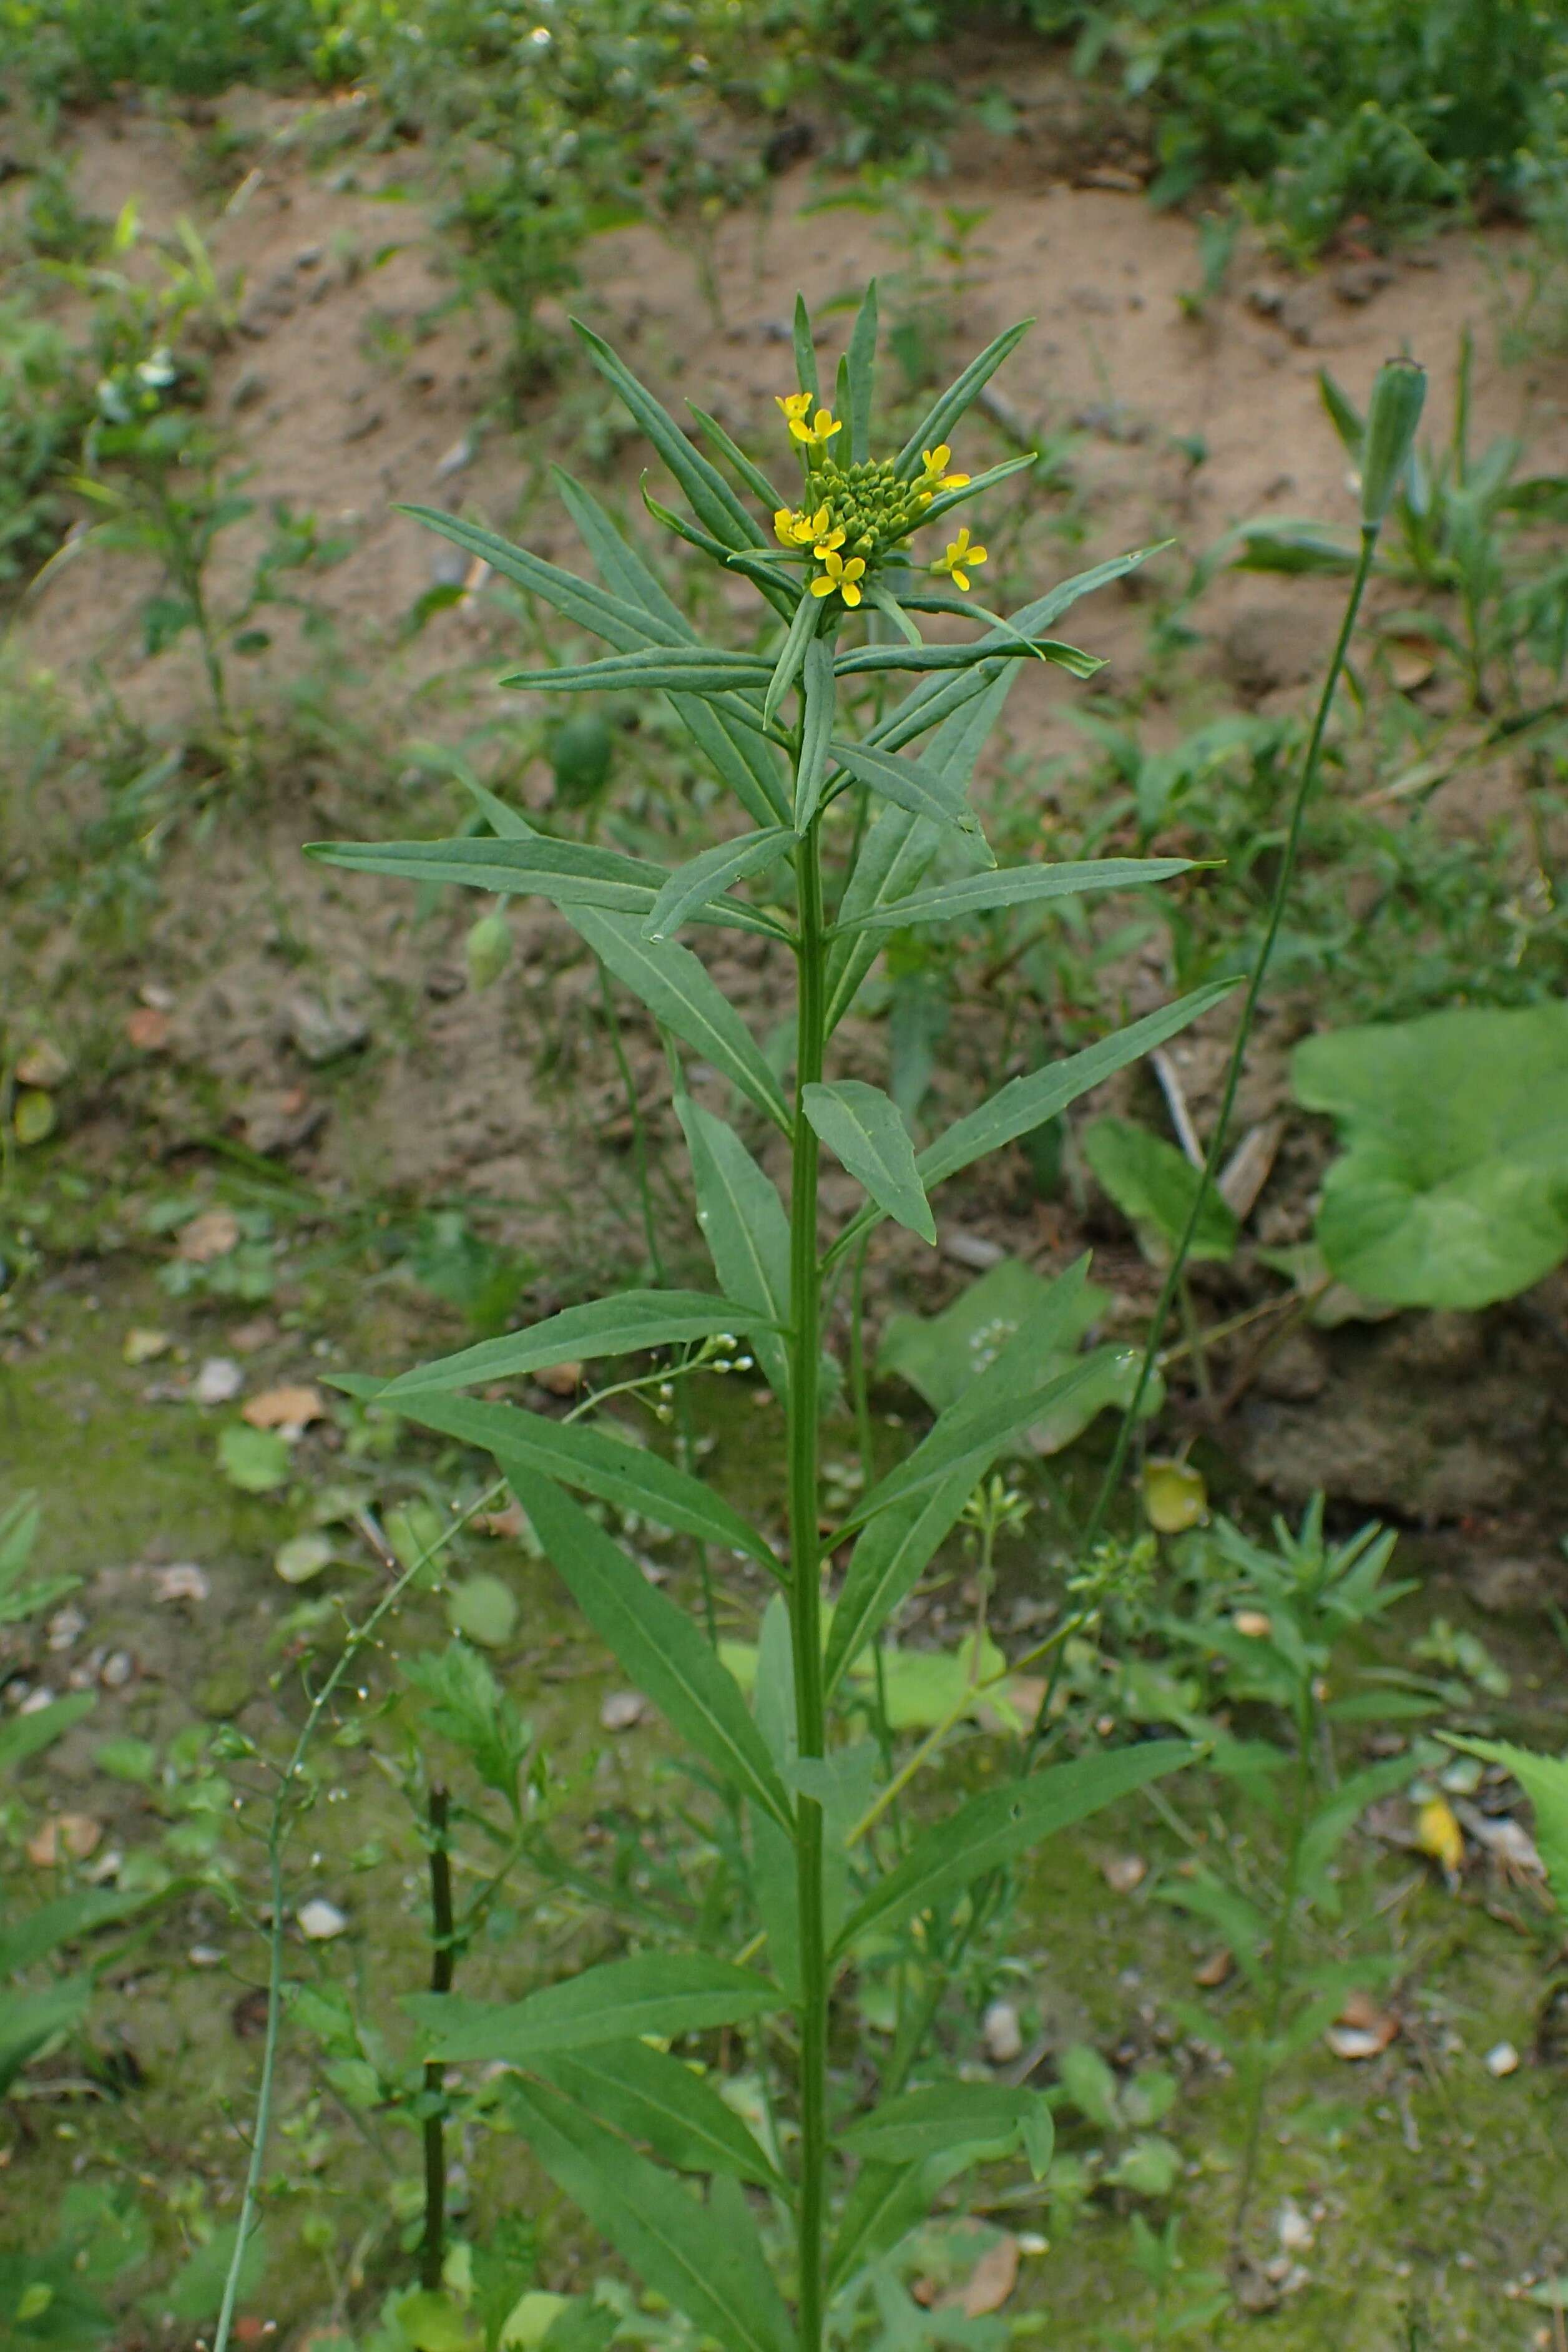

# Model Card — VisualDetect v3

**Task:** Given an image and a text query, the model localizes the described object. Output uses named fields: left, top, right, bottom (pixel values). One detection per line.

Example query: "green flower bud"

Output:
left=1360, top=358, right=1426, bottom=529
left=465, top=910, right=513, bottom=992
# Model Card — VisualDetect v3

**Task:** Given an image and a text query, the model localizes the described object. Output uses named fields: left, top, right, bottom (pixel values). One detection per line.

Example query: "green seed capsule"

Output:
left=1360, top=358, right=1426, bottom=529
left=465, top=911, right=513, bottom=991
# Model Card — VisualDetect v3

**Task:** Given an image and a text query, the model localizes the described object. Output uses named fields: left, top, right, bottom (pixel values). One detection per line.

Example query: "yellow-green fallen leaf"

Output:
left=13, top=1088, right=56, bottom=1145
left=123, top=1328, right=173, bottom=1366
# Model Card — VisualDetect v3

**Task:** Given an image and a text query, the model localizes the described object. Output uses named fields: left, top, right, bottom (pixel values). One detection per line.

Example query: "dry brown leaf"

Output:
left=1102, top=1853, right=1148, bottom=1894
left=1233, top=1609, right=1273, bottom=1639
left=122, top=1328, right=173, bottom=1366
left=227, top=1316, right=281, bottom=1356
left=178, top=1209, right=240, bottom=1263
left=242, top=1384, right=326, bottom=1430
left=532, top=1361, right=584, bottom=1399
left=479, top=1500, right=526, bottom=1539
left=16, top=1041, right=69, bottom=1089
left=1325, top=1989, right=1399, bottom=2059
left=152, top=1564, right=210, bottom=1604
left=125, top=1006, right=172, bottom=1051
left=1194, top=1946, right=1235, bottom=1987
left=956, top=2236, right=1021, bottom=2318
left=27, top=1813, right=104, bottom=1867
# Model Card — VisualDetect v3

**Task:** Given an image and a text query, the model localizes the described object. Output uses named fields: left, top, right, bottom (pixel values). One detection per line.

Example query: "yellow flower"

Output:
left=812, top=524, right=846, bottom=557
left=810, top=550, right=866, bottom=607
left=789, top=405, right=843, bottom=449
left=933, top=527, right=987, bottom=592
left=774, top=502, right=830, bottom=548
left=921, top=443, right=971, bottom=491
left=775, top=392, right=812, bottom=427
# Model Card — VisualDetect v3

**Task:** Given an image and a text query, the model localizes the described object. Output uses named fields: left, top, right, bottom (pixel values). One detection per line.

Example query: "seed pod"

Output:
left=465, top=911, right=512, bottom=992
left=1360, top=358, right=1426, bottom=529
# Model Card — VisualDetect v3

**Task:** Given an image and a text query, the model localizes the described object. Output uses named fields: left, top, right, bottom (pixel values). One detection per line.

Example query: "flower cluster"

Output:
left=772, top=397, right=986, bottom=607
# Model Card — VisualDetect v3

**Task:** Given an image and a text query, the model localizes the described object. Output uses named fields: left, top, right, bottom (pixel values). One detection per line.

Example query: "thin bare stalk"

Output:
left=420, top=1783, right=455, bottom=2290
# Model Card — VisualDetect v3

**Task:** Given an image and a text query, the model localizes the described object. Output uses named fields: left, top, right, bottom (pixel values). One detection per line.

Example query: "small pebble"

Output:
left=982, top=1998, right=1023, bottom=2064
left=1485, top=2040, right=1519, bottom=2077
left=46, top=1606, right=87, bottom=1651
left=194, top=1357, right=245, bottom=1406
left=599, top=1691, right=646, bottom=1732
left=297, top=1898, right=348, bottom=1942
left=189, top=1945, right=224, bottom=1967
left=153, top=1564, right=210, bottom=1604
left=100, top=1652, right=135, bottom=1689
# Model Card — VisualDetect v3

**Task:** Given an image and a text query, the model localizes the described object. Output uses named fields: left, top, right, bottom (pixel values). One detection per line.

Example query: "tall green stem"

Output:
left=1073, top=527, right=1380, bottom=1572
left=787, top=820, right=828, bottom=2352
left=1230, top=1693, right=1315, bottom=2266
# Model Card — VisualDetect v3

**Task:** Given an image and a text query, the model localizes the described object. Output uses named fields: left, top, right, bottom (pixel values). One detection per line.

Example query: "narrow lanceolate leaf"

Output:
left=823, top=1471, right=973, bottom=1698
left=502, top=646, right=774, bottom=696
left=803, top=1081, right=935, bottom=1243
left=572, top=320, right=765, bottom=553
left=841, top=2082, right=1045, bottom=2167
left=639, top=480, right=796, bottom=619
left=687, top=406, right=786, bottom=517
left=373, top=1291, right=769, bottom=1401
left=824, top=803, right=940, bottom=1034
left=1443, top=1736, right=1568, bottom=1923
left=834, top=1742, right=1193, bottom=1956
left=916, top=453, right=1037, bottom=529
left=398, top=504, right=677, bottom=654
left=840, top=1358, right=1104, bottom=1536
left=836, top=637, right=1101, bottom=680
left=846, top=280, right=878, bottom=466
left=795, top=634, right=837, bottom=832
left=677, top=1097, right=792, bottom=1402
left=793, top=294, right=818, bottom=404
left=893, top=318, right=1032, bottom=479
left=828, top=737, right=987, bottom=846
left=304, top=834, right=664, bottom=915
left=575, top=908, right=792, bottom=1134
left=765, top=589, right=820, bottom=727
left=644, top=828, right=795, bottom=942
left=826, top=2160, right=940, bottom=2295
left=835, top=857, right=1194, bottom=935
left=333, top=1382, right=778, bottom=1576
left=919, top=980, right=1239, bottom=1192
left=408, top=1954, right=782, bottom=2063
left=532, top=2041, right=786, bottom=2189
left=670, top=689, right=793, bottom=826
left=508, top=2078, right=793, bottom=2352
left=552, top=467, right=695, bottom=639
left=511, top=1471, right=793, bottom=1828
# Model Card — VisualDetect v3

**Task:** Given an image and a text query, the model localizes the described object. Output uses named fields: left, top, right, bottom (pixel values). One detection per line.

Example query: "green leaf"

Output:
left=574, top=908, right=792, bottom=1133
left=836, top=637, right=1100, bottom=680
left=827, top=2158, right=954, bottom=2294
left=447, top=1574, right=518, bottom=1649
left=0, top=1978, right=91, bottom=2097
left=305, top=834, right=664, bottom=917
left=834, top=857, right=1192, bottom=935
left=803, top=1080, right=934, bottom=1243
left=676, top=1097, right=792, bottom=1402
left=1225, top=518, right=1360, bottom=575
left=1293, top=1003, right=1568, bottom=1308
left=823, top=1473, right=973, bottom=1699
left=841, top=2081, right=1046, bottom=2166
left=669, top=688, right=793, bottom=827
left=0, top=1691, right=96, bottom=1778
left=217, top=1423, right=290, bottom=1492
left=0, top=1889, right=144, bottom=1980
left=828, top=737, right=988, bottom=845
left=1443, top=1735, right=1568, bottom=1924
left=893, top=318, right=1032, bottom=479
left=833, top=1742, right=1191, bottom=1956
left=877, top=1257, right=1100, bottom=1416
left=396, top=2291, right=479, bottom=2352
left=914, top=452, right=1038, bottom=529
left=552, top=468, right=693, bottom=638
left=846, top=280, right=878, bottom=466
left=1082, top=1115, right=1239, bottom=1263
left=842, top=1361, right=1104, bottom=1537
left=795, top=635, right=837, bottom=832
left=510, top=1471, right=793, bottom=1826
left=765, top=589, right=820, bottom=727
left=1317, top=366, right=1366, bottom=460
left=644, top=829, right=794, bottom=943
left=154, top=2222, right=267, bottom=2325
left=403, top=1641, right=529, bottom=1810
left=531, top=2041, right=785, bottom=2188
left=687, top=404, right=786, bottom=516
left=336, top=1382, right=777, bottom=1575
left=793, top=294, right=818, bottom=404
left=918, top=981, right=1238, bottom=1194
left=375, top=1290, right=770, bottom=1400
left=506, top=2076, right=793, bottom=2352
left=398, top=504, right=675, bottom=653
left=501, top=647, right=773, bottom=696
left=572, top=321, right=764, bottom=552
left=411, top=1954, right=780, bottom=2063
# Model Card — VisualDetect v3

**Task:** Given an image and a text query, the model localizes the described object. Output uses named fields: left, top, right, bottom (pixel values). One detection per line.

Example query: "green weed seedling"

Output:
left=1150, top=1501, right=1426, bottom=2275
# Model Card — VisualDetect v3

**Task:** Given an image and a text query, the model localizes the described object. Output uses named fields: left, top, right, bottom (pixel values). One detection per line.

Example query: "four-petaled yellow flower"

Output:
left=812, top=525, right=846, bottom=557
left=786, top=403, right=843, bottom=449
left=921, top=443, right=971, bottom=491
left=934, top=527, right=987, bottom=592
left=774, top=502, right=829, bottom=548
left=811, top=549, right=866, bottom=607
left=775, top=392, right=813, bottom=428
